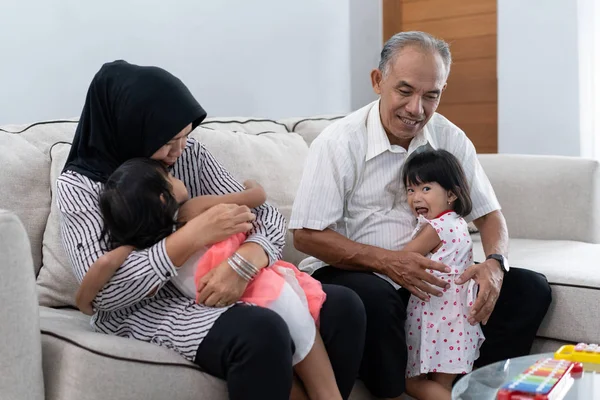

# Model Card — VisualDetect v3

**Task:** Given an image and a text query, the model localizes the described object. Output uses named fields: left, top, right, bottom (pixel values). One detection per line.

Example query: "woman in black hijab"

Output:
left=57, top=60, right=366, bottom=400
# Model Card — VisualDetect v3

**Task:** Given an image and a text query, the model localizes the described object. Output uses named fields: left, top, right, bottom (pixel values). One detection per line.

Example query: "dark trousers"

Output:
left=194, top=284, right=366, bottom=400
left=312, top=266, right=552, bottom=398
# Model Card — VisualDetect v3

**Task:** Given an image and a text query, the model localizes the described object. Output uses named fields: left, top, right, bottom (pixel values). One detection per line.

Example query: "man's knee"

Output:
left=321, top=284, right=366, bottom=331
left=498, top=268, right=552, bottom=329
left=507, top=268, right=552, bottom=309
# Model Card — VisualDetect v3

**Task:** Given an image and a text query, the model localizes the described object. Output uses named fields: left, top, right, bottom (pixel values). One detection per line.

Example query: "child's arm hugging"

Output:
left=75, top=245, right=134, bottom=315
left=403, top=224, right=442, bottom=256
left=177, top=180, right=267, bottom=224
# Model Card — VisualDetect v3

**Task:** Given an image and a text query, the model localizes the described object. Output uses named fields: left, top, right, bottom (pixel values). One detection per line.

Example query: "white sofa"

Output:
left=1, top=115, right=599, bottom=400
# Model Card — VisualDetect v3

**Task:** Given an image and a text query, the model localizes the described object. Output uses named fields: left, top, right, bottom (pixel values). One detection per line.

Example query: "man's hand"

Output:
left=456, top=258, right=504, bottom=325
left=379, top=250, right=451, bottom=301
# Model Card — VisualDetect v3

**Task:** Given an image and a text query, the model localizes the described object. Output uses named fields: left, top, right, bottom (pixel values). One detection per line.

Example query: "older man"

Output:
left=290, top=31, right=551, bottom=399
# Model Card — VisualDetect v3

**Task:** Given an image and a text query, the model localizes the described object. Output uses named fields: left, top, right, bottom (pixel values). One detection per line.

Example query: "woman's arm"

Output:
left=196, top=143, right=286, bottom=265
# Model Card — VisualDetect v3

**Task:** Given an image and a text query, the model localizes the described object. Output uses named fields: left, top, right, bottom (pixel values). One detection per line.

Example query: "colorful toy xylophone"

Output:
left=496, top=358, right=583, bottom=400
left=554, top=343, right=600, bottom=372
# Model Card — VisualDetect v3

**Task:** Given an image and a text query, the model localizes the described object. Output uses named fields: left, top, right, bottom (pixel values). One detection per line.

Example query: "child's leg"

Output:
left=267, top=281, right=341, bottom=400
left=290, top=374, right=309, bottom=400
left=293, top=331, right=342, bottom=400
left=430, top=372, right=457, bottom=391
left=405, top=374, right=452, bottom=400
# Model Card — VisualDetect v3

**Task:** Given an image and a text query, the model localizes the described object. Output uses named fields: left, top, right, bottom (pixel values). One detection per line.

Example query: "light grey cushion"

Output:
left=0, top=119, right=77, bottom=275
left=191, top=126, right=310, bottom=266
left=201, top=117, right=289, bottom=134
left=37, top=143, right=79, bottom=307
left=530, top=337, right=572, bottom=355
left=0, top=126, right=52, bottom=274
left=279, top=115, right=344, bottom=146
left=40, top=308, right=227, bottom=400
left=478, top=154, right=600, bottom=243
left=472, top=237, right=600, bottom=344
left=40, top=307, right=380, bottom=400
left=0, top=209, right=44, bottom=400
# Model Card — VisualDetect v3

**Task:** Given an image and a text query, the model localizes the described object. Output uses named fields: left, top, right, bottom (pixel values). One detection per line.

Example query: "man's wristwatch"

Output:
left=486, top=254, right=510, bottom=273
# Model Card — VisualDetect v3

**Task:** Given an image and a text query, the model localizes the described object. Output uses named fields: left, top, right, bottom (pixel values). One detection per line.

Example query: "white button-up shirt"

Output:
left=289, top=100, right=500, bottom=288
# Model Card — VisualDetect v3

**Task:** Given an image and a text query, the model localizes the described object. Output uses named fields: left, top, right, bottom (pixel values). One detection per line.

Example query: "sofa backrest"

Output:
left=479, top=154, right=600, bottom=244
left=3, top=115, right=599, bottom=309
left=0, top=115, right=343, bottom=308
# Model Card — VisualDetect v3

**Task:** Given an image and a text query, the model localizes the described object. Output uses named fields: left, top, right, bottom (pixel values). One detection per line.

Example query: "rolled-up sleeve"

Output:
left=57, top=173, right=178, bottom=311
left=196, top=143, right=286, bottom=265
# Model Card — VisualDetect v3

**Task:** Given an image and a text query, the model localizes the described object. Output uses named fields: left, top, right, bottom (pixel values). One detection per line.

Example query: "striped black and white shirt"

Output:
left=57, top=138, right=286, bottom=361
left=289, top=100, right=500, bottom=288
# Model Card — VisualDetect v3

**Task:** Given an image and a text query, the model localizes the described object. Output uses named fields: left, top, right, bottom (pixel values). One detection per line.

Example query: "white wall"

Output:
left=349, top=0, right=382, bottom=111
left=498, top=0, right=581, bottom=156
left=0, top=0, right=381, bottom=125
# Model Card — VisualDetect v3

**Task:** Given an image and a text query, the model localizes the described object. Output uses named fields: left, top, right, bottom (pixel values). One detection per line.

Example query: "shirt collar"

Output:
left=365, top=100, right=436, bottom=161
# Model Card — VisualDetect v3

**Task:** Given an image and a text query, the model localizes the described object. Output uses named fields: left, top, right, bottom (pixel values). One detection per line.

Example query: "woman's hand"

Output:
left=196, top=259, right=248, bottom=307
left=186, top=204, right=255, bottom=247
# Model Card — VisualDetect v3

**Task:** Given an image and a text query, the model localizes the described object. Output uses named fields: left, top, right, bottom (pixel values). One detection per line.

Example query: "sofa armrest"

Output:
left=0, top=209, right=44, bottom=400
left=478, top=154, right=600, bottom=244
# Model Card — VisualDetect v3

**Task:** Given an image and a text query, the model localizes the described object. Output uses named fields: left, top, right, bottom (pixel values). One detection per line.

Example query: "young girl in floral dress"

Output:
left=401, top=149, right=485, bottom=400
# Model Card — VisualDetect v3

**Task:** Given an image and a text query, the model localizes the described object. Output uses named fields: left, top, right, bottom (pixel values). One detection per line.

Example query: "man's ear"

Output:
left=371, top=69, right=383, bottom=95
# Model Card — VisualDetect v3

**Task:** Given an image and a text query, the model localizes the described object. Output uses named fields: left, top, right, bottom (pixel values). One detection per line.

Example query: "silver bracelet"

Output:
left=232, top=252, right=260, bottom=277
left=227, top=258, right=253, bottom=281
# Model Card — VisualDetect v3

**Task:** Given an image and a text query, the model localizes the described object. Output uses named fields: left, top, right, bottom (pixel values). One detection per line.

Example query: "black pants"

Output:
left=312, top=266, right=552, bottom=398
left=194, top=284, right=366, bottom=400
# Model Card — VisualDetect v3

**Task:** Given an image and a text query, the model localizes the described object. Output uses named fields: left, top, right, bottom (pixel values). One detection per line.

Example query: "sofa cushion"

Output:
left=0, top=210, right=44, bottom=400
left=472, top=237, right=600, bottom=344
left=279, top=115, right=344, bottom=146
left=478, top=154, right=600, bottom=243
left=37, top=143, right=79, bottom=307
left=40, top=307, right=227, bottom=400
left=201, top=117, right=289, bottom=134
left=0, top=125, right=51, bottom=274
left=0, top=120, right=78, bottom=275
left=191, top=126, right=309, bottom=266
left=40, top=307, right=378, bottom=400
left=35, top=126, right=312, bottom=308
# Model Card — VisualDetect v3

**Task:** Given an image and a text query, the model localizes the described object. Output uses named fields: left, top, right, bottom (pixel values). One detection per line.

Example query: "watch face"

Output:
left=501, top=255, right=510, bottom=271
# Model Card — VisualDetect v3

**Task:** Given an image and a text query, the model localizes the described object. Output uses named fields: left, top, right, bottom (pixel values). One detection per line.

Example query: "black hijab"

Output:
left=63, top=60, right=207, bottom=182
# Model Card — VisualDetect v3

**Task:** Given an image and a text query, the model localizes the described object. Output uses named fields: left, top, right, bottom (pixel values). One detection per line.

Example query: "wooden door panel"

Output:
left=383, top=0, right=498, bottom=153
left=402, top=0, right=495, bottom=23
left=402, top=13, right=496, bottom=40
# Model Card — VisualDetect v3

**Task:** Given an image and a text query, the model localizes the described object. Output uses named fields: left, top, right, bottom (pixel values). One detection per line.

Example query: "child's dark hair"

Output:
left=402, top=149, right=472, bottom=217
left=99, top=158, right=180, bottom=250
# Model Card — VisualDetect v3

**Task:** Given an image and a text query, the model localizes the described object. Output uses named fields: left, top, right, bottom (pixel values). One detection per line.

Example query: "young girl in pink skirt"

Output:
left=401, top=149, right=485, bottom=400
left=76, top=157, right=342, bottom=400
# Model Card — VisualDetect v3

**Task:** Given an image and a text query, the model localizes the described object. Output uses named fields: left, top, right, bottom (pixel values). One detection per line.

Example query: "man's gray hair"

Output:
left=378, top=31, right=452, bottom=77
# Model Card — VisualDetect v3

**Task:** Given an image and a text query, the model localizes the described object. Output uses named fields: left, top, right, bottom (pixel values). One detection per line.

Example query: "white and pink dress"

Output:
left=405, top=210, right=485, bottom=378
left=171, top=233, right=326, bottom=365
